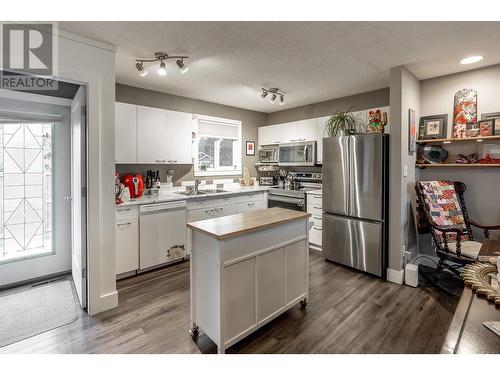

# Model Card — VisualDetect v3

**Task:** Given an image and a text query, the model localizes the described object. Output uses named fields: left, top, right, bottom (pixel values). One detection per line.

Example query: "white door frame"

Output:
left=56, top=66, right=117, bottom=315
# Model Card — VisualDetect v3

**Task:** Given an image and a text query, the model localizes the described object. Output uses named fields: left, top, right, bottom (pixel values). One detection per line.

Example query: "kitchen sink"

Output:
left=177, top=188, right=228, bottom=196
left=177, top=190, right=208, bottom=196
left=201, top=188, right=228, bottom=194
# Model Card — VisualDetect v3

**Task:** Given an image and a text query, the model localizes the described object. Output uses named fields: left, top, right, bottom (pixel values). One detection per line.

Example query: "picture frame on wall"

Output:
left=495, top=118, right=500, bottom=135
left=246, top=141, right=255, bottom=156
left=466, top=122, right=480, bottom=138
left=408, top=108, right=416, bottom=152
left=419, top=114, right=448, bottom=140
left=479, top=119, right=493, bottom=137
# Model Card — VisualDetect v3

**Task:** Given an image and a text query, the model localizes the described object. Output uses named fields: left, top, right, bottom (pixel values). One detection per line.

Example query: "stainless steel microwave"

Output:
left=278, top=141, right=316, bottom=166
left=258, top=145, right=279, bottom=164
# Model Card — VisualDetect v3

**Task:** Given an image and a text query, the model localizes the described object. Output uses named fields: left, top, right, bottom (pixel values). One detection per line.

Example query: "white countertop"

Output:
left=116, top=185, right=270, bottom=208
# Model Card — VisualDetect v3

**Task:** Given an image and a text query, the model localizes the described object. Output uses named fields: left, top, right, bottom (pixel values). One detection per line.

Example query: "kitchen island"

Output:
left=187, top=207, right=311, bottom=354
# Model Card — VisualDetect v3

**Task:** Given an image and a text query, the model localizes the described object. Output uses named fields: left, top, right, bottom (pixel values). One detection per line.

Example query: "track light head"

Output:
left=279, top=95, right=285, bottom=105
left=136, top=62, right=148, bottom=77
left=158, top=61, right=167, bottom=76
left=259, top=90, right=268, bottom=101
left=270, top=93, right=277, bottom=103
left=176, top=59, right=189, bottom=74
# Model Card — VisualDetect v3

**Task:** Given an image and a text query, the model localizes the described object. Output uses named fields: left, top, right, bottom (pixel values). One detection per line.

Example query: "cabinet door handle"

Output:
left=117, top=222, right=132, bottom=226
left=313, top=216, right=321, bottom=220
left=156, top=159, right=166, bottom=163
left=167, top=160, right=177, bottom=163
left=216, top=207, right=223, bottom=213
left=313, top=226, right=322, bottom=231
left=204, top=209, right=214, bottom=215
left=247, top=202, right=255, bottom=207
left=222, top=197, right=230, bottom=200
left=313, top=206, right=322, bottom=210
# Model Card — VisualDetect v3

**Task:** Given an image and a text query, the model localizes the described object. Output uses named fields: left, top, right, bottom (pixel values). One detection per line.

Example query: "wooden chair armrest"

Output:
left=469, top=220, right=500, bottom=230
left=470, top=220, right=500, bottom=239
left=430, top=224, right=466, bottom=235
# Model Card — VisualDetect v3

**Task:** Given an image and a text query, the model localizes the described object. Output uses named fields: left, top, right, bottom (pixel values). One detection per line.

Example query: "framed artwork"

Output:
left=466, top=122, right=480, bottom=138
left=408, top=108, right=416, bottom=152
left=479, top=120, right=493, bottom=137
left=419, top=114, right=448, bottom=140
left=246, top=141, right=255, bottom=156
left=495, top=118, right=500, bottom=135
left=480, top=112, right=500, bottom=120
left=453, top=88, right=477, bottom=138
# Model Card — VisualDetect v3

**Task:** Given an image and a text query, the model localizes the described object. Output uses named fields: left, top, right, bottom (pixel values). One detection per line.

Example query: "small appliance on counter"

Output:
left=259, top=176, right=277, bottom=186
left=121, top=173, right=144, bottom=198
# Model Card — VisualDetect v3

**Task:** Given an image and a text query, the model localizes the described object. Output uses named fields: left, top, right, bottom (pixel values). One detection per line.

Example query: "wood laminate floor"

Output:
left=0, top=251, right=459, bottom=354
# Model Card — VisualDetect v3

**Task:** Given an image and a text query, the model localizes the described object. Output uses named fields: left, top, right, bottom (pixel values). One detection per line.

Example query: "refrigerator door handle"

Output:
left=345, top=136, right=351, bottom=216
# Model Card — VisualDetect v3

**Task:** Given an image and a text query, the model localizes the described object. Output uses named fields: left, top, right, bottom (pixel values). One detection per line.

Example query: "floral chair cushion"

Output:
left=417, top=181, right=469, bottom=243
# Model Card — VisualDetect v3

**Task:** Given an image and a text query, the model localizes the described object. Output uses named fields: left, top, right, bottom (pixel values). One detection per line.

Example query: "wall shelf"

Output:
left=416, top=135, right=500, bottom=144
left=416, top=163, right=500, bottom=169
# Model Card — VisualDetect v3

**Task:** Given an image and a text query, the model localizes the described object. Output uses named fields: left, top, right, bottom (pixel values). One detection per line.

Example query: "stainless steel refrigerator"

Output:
left=322, top=134, right=389, bottom=278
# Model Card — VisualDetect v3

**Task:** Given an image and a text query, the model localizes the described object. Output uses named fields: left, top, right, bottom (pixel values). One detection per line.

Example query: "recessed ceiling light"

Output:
left=460, top=55, right=484, bottom=65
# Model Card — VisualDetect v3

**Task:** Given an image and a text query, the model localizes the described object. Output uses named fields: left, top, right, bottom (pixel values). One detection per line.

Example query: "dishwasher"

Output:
left=139, top=200, right=187, bottom=271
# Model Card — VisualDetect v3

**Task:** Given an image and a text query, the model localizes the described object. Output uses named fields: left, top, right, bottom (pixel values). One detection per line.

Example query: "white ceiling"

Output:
left=59, top=21, right=500, bottom=113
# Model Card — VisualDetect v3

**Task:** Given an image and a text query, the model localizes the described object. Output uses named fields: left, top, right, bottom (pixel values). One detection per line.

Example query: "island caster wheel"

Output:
left=189, top=324, right=199, bottom=338
left=300, top=298, right=308, bottom=310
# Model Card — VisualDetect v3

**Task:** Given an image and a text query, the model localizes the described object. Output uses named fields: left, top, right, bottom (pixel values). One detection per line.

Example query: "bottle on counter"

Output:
left=155, top=170, right=161, bottom=190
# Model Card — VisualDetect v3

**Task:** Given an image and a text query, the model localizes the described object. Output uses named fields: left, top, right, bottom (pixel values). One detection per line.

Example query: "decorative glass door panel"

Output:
left=0, top=123, right=53, bottom=263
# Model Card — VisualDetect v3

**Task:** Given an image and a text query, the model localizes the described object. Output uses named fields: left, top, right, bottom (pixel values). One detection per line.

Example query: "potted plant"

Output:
left=325, top=108, right=359, bottom=137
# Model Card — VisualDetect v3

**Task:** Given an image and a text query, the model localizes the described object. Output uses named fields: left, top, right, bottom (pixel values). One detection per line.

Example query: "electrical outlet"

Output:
left=404, top=250, right=412, bottom=259
left=403, top=165, right=408, bottom=177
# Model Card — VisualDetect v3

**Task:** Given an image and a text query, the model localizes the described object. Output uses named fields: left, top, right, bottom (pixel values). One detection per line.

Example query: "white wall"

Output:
left=388, top=66, right=421, bottom=282
left=57, top=31, right=117, bottom=315
left=419, top=64, right=500, bottom=255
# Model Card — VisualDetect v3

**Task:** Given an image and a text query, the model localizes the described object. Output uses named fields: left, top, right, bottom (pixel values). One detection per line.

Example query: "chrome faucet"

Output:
left=194, top=179, right=202, bottom=194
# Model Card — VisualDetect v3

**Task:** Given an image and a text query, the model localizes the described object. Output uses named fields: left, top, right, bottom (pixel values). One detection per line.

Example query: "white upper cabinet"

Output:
left=115, top=102, right=137, bottom=163
left=258, top=124, right=282, bottom=146
left=316, top=116, right=329, bottom=164
left=296, top=119, right=317, bottom=142
left=166, top=110, right=193, bottom=164
left=137, top=106, right=168, bottom=163
left=280, top=122, right=298, bottom=143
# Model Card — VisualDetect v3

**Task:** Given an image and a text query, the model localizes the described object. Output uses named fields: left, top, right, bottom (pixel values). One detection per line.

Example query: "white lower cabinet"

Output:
left=306, top=192, right=322, bottom=250
left=115, top=207, right=139, bottom=275
left=256, top=247, right=284, bottom=323
left=223, top=257, right=256, bottom=341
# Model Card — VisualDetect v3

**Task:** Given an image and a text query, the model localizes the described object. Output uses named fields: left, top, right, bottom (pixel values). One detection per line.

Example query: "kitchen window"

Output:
left=193, top=115, right=242, bottom=177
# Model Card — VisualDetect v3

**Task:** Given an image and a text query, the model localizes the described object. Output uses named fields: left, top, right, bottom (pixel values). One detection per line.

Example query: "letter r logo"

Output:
left=2, top=23, right=54, bottom=76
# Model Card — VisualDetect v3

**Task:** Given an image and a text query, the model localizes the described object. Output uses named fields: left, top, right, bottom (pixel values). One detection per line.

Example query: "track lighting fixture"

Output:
left=158, top=60, right=167, bottom=76
left=176, top=59, right=189, bottom=74
left=259, top=88, right=285, bottom=105
left=135, top=62, right=148, bottom=77
left=135, top=52, right=189, bottom=77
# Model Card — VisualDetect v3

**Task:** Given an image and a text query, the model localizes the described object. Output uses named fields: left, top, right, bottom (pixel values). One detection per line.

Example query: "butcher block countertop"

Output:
left=187, top=207, right=311, bottom=240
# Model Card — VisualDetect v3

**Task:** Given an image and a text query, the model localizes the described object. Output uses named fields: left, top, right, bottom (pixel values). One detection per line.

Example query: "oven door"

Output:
left=278, top=142, right=316, bottom=166
left=268, top=195, right=305, bottom=211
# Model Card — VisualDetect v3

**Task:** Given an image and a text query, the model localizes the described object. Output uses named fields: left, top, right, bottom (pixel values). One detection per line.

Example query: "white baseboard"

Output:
left=386, top=268, right=404, bottom=285
left=88, top=290, right=118, bottom=316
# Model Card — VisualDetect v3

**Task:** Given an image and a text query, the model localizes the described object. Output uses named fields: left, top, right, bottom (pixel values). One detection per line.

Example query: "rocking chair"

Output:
left=415, top=181, right=500, bottom=282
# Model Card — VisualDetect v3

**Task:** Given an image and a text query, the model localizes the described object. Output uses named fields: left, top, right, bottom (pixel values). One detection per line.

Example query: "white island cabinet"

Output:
left=187, top=207, right=311, bottom=354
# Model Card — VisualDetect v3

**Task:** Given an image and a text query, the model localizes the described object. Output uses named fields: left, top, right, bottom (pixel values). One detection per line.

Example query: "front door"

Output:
left=0, top=99, right=71, bottom=287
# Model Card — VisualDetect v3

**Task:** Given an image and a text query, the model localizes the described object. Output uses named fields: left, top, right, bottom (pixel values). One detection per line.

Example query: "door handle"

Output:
left=117, top=222, right=131, bottom=226
left=64, top=196, right=73, bottom=202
